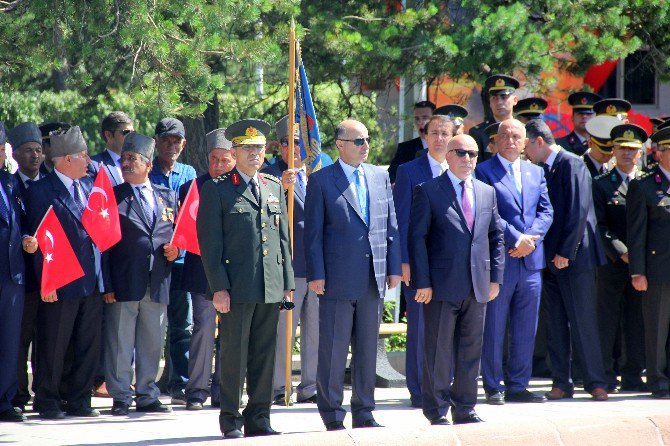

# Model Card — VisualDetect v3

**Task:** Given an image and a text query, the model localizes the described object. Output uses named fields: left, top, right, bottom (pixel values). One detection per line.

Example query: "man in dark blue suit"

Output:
left=0, top=122, right=29, bottom=422
left=88, top=112, right=134, bottom=188
left=387, top=101, right=435, bottom=184
left=475, top=119, right=553, bottom=404
left=523, top=119, right=609, bottom=401
left=393, top=114, right=454, bottom=408
left=305, top=119, right=401, bottom=431
left=409, top=134, right=504, bottom=425
left=264, top=116, right=319, bottom=406
left=7, top=122, right=43, bottom=412
left=183, top=128, right=234, bottom=410
left=25, top=126, right=105, bottom=419
left=102, top=133, right=178, bottom=416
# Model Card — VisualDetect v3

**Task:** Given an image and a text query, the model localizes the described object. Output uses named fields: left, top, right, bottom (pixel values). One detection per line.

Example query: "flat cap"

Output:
left=225, top=119, right=271, bottom=146
left=8, top=122, right=42, bottom=149
left=610, top=123, right=648, bottom=149
left=206, top=128, right=232, bottom=151
left=514, top=97, right=548, bottom=118
left=484, top=74, right=519, bottom=96
left=567, top=92, right=601, bottom=114
left=50, top=126, right=88, bottom=157
left=155, top=118, right=185, bottom=139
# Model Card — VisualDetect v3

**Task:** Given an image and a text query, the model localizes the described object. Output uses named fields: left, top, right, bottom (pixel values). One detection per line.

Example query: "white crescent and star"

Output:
left=44, top=230, right=55, bottom=263
left=86, top=186, right=108, bottom=212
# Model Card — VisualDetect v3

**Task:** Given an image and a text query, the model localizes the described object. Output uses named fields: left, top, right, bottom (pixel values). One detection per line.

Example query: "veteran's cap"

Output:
left=610, top=123, right=648, bottom=149
left=225, top=119, right=271, bottom=146
left=275, top=116, right=299, bottom=142
left=50, top=126, right=88, bottom=157
left=514, top=97, right=548, bottom=119
left=206, top=128, right=232, bottom=151
left=593, top=99, right=631, bottom=119
left=484, top=74, right=520, bottom=96
left=8, top=122, right=42, bottom=149
left=122, top=132, right=155, bottom=160
left=154, top=118, right=186, bottom=139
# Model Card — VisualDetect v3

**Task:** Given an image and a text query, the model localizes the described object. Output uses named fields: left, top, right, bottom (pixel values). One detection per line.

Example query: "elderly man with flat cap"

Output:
left=6, top=122, right=43, bottom=413
left=197, top=119, right=294, bottom=438
left=102, top=133, right=179, bottom=416
left=470, top=74, right=520, bottom=163
left=263, top=116, right=319, bottom=406
left=183, top=128, right=235, bottom=410
left=25, top=126, right=105, bottom=419
left=149, top=118, right=197, bottom=404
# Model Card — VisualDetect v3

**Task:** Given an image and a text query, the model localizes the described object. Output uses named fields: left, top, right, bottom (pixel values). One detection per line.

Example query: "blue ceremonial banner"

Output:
left=295, top=46, right=324, bottom=175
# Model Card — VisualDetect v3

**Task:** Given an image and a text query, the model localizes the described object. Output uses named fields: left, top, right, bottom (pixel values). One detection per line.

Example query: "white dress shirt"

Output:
left=427, top=153, right=449, bottom=178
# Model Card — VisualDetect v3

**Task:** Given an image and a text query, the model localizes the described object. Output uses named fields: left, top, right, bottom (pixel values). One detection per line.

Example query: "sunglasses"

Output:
left=119, top=129, right=133, bottom=136
left=450, top=149, right=479, bottom=159
left=339, top=137, right=371, bottom=146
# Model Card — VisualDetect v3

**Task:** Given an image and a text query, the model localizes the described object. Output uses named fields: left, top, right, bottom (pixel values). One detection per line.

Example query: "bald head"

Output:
left=335, top=119, right=370, bottom=167
left=446, top=134, right=478, bottom=180
left=495, top=118, right=527, bottom=162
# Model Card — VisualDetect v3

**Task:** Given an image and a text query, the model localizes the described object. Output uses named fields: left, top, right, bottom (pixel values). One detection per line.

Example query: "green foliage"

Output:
left=382, top=300, right=407, bottom=352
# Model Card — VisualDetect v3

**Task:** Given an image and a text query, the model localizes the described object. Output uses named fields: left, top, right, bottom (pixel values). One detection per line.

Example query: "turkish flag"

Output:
left=82, top=164, right=121, bottom=252
left=171, top=180, right=200, bottom=255
left=36, top=205, right=86, bottom=295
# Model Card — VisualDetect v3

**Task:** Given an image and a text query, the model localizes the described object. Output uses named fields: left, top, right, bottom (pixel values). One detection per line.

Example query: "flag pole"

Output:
left=285, top=17, right=297, bottom=407
left=33, top=205, right=54, bottom=239
left=169, top=180, right=195, bottom=245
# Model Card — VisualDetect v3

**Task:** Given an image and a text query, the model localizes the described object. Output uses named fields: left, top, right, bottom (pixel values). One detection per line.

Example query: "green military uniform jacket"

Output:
left=197, top=168, right=295, bottom=303
left=469, top=119, right=495, bottom=164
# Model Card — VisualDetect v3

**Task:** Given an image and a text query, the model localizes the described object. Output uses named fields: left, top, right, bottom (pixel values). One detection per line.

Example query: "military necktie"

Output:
left=249, top=178, right=260, bottom=203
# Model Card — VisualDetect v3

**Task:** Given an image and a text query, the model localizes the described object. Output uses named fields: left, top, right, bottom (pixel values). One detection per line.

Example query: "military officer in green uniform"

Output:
left=514, top=97, right=548, bottom=124
left=556, top=92, right=601, bottom=156
left=197, top=119, right=295, bottom=438
left=593, top=123, right=648, bottom=393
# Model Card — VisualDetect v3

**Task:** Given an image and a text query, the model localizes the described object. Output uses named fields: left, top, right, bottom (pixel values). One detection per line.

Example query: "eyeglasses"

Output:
left=118, top=129, right=133, bottom=136
left=339, top=137, right=371, bottom=146
left=449, top=149, right=479, bottom=159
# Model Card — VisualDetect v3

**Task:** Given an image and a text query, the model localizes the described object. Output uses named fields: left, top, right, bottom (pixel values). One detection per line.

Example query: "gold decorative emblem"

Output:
left=580, top=97, right=588, bottom=104
left=623, top=130, right=635, bottom=140
left=606, top=104, right=617, bottom=115
left=495, top=79, right=505, bottom=87
left=530, top=103, right=539, bottom=111
left=245, top=127, right=259, bottom=138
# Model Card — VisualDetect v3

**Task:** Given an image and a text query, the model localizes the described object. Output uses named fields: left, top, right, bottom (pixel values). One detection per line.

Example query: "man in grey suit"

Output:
left=264, top=116, right=319, bottom=405
left=304, top=119, right=402, bottom=431
left=408, top=134, right=504, bottom=425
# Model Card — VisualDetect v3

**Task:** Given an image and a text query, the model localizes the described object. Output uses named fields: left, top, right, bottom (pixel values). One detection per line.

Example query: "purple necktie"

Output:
left=460, top=180, right=474, bottom=231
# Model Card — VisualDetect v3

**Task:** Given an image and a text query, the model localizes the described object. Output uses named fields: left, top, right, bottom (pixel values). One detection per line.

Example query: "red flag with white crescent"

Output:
left=35, top=206, right=85, bottom=295
left=171, top=180, right=200, bottom=255
left=82, top=164, right=121, bottom=251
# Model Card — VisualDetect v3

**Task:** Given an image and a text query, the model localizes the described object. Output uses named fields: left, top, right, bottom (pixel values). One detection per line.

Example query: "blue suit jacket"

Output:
left=393, top=154, right=433, bottom=264
left=543, top=149, right=606, bottom=271
left=304, top=161, right=401, bottom=300
left=262, top=159, right=307, bottom=278
left=26, top=172, right=99, bottom=299
left=0, top=171, right=25, bottom=285
left=89, top=150, right=124, bottom=186
left=408, top=174, right=505, bottom=303
left=14, top=173, right=37, bottom=291
left=475, top=156, right=553, bottom=271
left=102, top=182, right=177, bottom=304
left=180, top=174, right=210, bottom=294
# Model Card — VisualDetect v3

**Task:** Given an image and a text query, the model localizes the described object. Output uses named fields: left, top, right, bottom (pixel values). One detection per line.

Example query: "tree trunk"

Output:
left=52, top=21, right=69, bottom=91
left=181, top=94, right=220, bottom=176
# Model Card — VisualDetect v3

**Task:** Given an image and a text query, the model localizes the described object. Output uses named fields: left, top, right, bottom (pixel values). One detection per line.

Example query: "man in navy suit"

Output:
left=475, top=119, right=553, bottom=404
left=0, top=122, right=30, bottom=422
left=183, top=128, right=234, bottom=410
left=523, top=119, right=609, bottom=401
left=264, top=116, right=319, bottom=406
left=25, top=126, right=105, bottom=419
left=387, top=101, right=435, bottom=183
left=7, top=122, right=43, bottom=412
left=89, top=112, right=134, bottom=188
left=305, top=119, right=401, bottom=431
left=393, top=114, right=454, bottom=408
left=409, top=134, right=504, bottom=425
left=102, top=133, right=178, bottom=416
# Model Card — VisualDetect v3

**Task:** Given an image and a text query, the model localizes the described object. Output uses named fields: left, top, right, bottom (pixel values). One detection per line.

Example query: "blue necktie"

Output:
left=354, top=169, right=369, bottom=225
left=0, top=189, right=9, bottom=222
left=508, top=163, right=522, bottom=200
left=297, top=170, right=306, bottom=194
left=72, top=181, right=86, bottom=216
left=136, top=186, right=155, bottom=227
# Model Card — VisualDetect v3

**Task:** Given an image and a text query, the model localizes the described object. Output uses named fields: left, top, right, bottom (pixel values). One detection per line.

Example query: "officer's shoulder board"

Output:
left=261, top=173, right=281, bottom=184
left=212, top=173, right=231, bottom=184
left=594, top=171, right=609, bottom=182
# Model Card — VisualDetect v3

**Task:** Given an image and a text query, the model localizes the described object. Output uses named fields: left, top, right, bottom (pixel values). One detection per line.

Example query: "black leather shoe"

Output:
left=430, top=416, right=450, bottom=425
left=297, top=395, right=318, bottom=404
left=352, top=418, right=383, bottom=428
left=245, top=427, right=280, bottom=437
left=453, top=413, right=484, bottom=424
left=651, top=389, right=670, bottom=399
left=621, top=382, right=648, bottom=392
left=485, top=391, right=505, bottom=405
left=211, top=400, right=220, bottom=408
left=39, top=409, right=66, bottom=420
left=505, top=389, right=546, bottom=403
left=186, top=400, right=203, bottom=411
left=325, top=421, right=345, bottom=431
left=111, top=401, right=129, bottom=416
left=66, top=407, right=100, bottom=417
left=223, top=429, right=243, bottom=439
left=136, top=400, right=172, bottom=413
left=0, top=408, right=26, bottom=422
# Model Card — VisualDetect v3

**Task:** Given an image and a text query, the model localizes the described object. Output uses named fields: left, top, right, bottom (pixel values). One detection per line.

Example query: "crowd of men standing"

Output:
left=0, top=72, right=669, bottom=438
